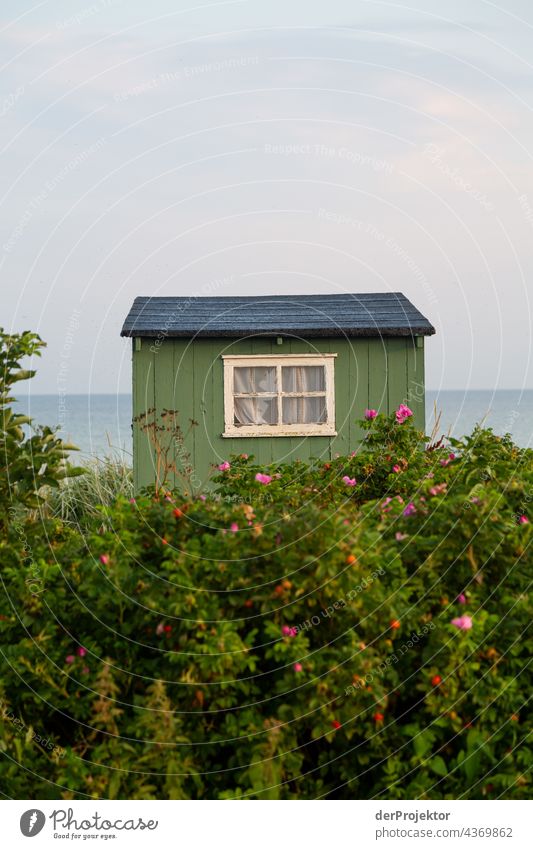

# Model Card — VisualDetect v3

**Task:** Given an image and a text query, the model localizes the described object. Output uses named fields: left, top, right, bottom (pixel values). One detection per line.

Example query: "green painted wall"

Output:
left=132, top=335, right=425, bottom=491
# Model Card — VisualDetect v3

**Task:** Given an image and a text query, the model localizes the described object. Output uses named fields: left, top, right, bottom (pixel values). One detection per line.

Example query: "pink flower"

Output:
left=451, top=615, right=473, bottom=630
left=240, top=454, right=249, bottom=460
left=199, top=494, right=207, bottom=501
left=395, top=532, right=408, bottom=541
left=99, top=554, right=109, bottom=566
left=293, top=662, right=303, bottom=672
left=218, top=461, right=230, bottom=471
left=81, top=666, right=90, bottom=675
left=395, top=404, right=413, bottom=424
left=365, top=409, right=377, bottom=419
left=519, top=515, right=529, bottom=524
left=76, top=647, right=87, bottom=657
left=403, top=502, right=416, bottom=517
left=65, top=655, right=75, bottom=664
left=448, top=452, right=456, bottom=461
left=255, top=473, right=272, bottom=485
left=229, top=522, right=239, bottom=533
left=342, top=476, right=357, bottom=487
left=456, top=593, right=467, bottom=604
left=289, top=627, right=298, bottom=637
left=281, top=625, right=292, bottom=636
left=392, top=464, right=401, bottom=474
left=129, top=498, right=136, bottom=504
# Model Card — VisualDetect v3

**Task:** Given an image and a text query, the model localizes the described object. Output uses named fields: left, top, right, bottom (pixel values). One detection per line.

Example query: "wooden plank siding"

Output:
left=132, top=340, right=155, bottom=492
left=407, top=337, right=425, bottom=429
left=132, top=335, right=426, bottom=491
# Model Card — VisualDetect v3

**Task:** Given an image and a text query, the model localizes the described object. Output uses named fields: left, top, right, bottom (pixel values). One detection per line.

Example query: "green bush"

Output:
left=0, top=411, right=531, bottom=799
left=0, top=328, right=83, bottom=528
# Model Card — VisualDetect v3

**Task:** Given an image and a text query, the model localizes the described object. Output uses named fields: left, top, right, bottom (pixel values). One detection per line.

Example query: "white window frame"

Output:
left=222, top=353, right=337, bottom=437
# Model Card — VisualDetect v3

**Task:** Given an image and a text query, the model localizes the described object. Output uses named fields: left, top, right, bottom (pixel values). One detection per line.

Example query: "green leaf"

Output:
left=429, top=756, right=448, bottom=777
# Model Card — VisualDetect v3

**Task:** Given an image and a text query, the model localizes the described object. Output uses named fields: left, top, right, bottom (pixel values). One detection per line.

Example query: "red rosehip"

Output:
left=431, top=674, right=442, bottom=686
left=373, top=712, right=385, bottom=722
left=390, top=619, right=401, bottom=630
left=331, top=720, right=341, bottom=730
left=173, top=508, right=183, bottom=518
left=163, top=625, right=172, bottom=633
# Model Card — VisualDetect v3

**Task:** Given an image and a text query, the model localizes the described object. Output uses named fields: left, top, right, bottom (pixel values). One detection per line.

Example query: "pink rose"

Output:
left=255, top=473, right=272, bottom=485
left=519, top=515, right=529, bottom=524
left=403, top=502, right=416, bottom=517
left=392, top=464, right=401, bottom=473
left=395, top=532, right=408, bottom=541
left=99, top=554, right=109, bottom=566
left=218, top=461, right=230, bottom=471
left=342, top=476, right=357, bottom=487
left=364, top=409, right=377, bottom=419
left=76, top=647, right=87, bottom=657
left=395, top=404, right=413, bottom=424
left=65, top=655, right=75, bottom=664
left=456, top=593, right=467, bottom=604
left=230, top=522, right=239, bottom=533
left=293, top=662, right=303, bottom=672
left=281, top=625, right=292, bottom=636
left=451, top=615, right=473, bottom=630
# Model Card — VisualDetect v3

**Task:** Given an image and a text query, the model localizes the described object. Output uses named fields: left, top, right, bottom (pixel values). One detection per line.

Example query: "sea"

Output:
left=13, top=391, right=533, bottom=460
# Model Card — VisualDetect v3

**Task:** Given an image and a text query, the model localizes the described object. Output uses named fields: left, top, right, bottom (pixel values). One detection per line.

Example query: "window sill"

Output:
left=222, top=426, right=337, bottom=438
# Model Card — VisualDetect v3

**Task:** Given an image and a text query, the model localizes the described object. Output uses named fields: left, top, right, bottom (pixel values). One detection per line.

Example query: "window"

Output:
left=222, top=354, right=336, bottom=437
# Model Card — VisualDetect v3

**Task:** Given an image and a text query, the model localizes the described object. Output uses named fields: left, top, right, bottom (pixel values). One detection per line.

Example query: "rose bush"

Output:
left=0, top=408, right=531, bottom=799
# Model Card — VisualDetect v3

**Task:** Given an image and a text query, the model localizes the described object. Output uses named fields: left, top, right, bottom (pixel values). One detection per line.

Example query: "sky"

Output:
left=1, top=0, right=533, bottom=394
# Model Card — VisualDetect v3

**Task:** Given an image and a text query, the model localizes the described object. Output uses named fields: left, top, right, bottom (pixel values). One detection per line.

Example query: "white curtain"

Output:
left=234, top=366, right=277, bottom=425
left=233, top=364, right=326, bottom=426
left=281, top=366, right=325, bottom=393
left=282, top=396, right=326, bottom=424
left=234, top=396, right=278, bottom=425
left=282, top=366, right=326, bottom=424
left=234, top=367, right=276, bottom=393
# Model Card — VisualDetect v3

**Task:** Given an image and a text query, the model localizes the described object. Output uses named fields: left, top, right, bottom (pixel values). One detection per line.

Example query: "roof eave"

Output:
left=121, top=325, right=436, bottom=339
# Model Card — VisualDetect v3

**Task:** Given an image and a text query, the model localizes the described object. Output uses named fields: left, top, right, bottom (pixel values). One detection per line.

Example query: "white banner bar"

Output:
left=2, top=800, right=531, bottom=848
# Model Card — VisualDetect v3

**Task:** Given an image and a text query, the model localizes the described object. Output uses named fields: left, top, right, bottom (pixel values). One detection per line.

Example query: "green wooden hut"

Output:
left=121, top=293, right=435, bottom=491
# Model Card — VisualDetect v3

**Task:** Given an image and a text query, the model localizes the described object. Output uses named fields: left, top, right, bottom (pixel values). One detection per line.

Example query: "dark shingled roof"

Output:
left=121, top=293, right=435, bottom=339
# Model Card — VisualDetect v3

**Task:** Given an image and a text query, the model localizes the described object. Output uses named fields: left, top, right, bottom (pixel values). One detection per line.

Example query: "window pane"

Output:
left=234, top=396, right=278, bottom=426
left=282, top=396, right=327, bottom=424
left=282, top=365, right=325, bottom=393
left=234, top=366, right=276, bottom=393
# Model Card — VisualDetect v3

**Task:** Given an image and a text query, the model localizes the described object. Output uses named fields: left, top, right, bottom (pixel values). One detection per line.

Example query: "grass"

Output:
left=47, top=453, right=133, bottom=527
